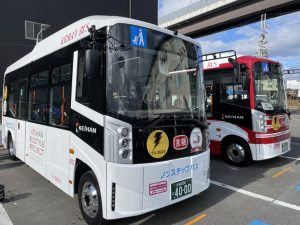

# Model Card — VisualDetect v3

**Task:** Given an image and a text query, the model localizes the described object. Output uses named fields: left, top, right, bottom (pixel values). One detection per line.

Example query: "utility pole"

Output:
left=129, top=0, right=132, bottom=18
left=257, top=13, right=268, bottom=58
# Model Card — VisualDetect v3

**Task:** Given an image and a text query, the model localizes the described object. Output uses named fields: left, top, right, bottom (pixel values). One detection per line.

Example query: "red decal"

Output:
left=149, top=181, right=167, bottom=195
left=173, top=135, right=188, bottom=150
left=61, top=23, right=90, bottom=45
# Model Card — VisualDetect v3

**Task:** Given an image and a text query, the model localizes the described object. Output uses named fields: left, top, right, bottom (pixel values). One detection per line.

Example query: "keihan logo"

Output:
left=222, top=114, right=244, bottom=120
left=75, top=122, right=97, bottom=134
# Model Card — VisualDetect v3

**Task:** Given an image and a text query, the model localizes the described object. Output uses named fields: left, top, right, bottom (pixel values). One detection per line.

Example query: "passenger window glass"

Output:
left=61, top=64, right=71, bottom=81
left=30, top=74, right=38, bottom=88
left=38, top=71, right=49, bottom=86
left=28, top=88, right=48, bottom=123
left=28, top=70, right=49, bottom=123
left=18, top=81, right=28, bottom=120
left=220, top=73, right=249, bottom=107
left=49, top=63, right=71, bottom=127
left=49, top=85, right=71, bottom=127
left=52, top=67, right=60, bottom=84
left=7, top=81, right=17, bottom=118
left=205, top=80, right=213, bottom=117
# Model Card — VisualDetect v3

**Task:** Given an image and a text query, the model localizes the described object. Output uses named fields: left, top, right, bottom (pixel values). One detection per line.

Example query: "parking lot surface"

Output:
left=1, top=115, right=300, bottom=225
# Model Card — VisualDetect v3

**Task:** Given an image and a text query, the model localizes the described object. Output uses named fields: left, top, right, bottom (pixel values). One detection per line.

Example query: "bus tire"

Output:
left=222, top=137, right=252, bottom=167
left=78, top=171, right=106, bottom=225
left=7, top=135, right=17, bottom=161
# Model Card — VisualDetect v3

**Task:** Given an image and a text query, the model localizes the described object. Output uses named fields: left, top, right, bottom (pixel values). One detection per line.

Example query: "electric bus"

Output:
left=203, top=50, right=290, bottom=166
left=2, top=16, right=209, bottom=224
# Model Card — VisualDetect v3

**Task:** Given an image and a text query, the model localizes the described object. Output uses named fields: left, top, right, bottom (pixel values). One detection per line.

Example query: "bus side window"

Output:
left=220, top=82, right=249, bottom=107
left=49, top=64, right=71, bottom=127
left=205, top=81, right=213, bottom=117
left=6, top=80, right=18, bottom=118
left=28, top=71, right=49, bottom=123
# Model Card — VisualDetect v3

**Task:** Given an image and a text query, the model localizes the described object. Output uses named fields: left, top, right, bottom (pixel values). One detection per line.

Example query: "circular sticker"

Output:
left=190, top=127, right=202, bottom=153
left=146, top=130, right=169, bottom=159
left=272, top=116, right=280, bottom=131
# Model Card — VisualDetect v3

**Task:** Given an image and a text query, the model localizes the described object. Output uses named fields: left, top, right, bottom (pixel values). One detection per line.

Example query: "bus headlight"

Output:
left=119, top=127, right=129, bottom=137
left=119, top=149, right=129, bottom=159
left=259, top=115, right=267, bottom=131
left=119, top=138, right=129, bottom=148
left=252, top=110, right=267, bottom=132
left=117, top=127, right=132, bottom=163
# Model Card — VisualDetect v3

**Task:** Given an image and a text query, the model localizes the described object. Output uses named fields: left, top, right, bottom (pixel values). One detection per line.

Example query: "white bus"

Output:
left=2, top=16, right=209, bottom=224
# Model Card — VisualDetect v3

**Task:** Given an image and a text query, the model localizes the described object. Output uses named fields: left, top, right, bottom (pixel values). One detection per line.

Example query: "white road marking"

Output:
left=228, top=166, right=238, bottom=171
left=0, top=203, right=13, bottom=225
left=280, top=156, right=300, bottom=161
left=211, top=180, right=300, bottom=212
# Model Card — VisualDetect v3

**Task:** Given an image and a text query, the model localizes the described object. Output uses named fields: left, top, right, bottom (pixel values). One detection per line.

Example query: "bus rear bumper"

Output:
left=105, top=151, right=210, bottom=220
left=250, top=137, right=291, bottom=161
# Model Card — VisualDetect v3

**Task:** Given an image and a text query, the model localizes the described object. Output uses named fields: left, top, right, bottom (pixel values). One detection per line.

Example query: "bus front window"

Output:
left=106, top=24, right=205, bottom=123
left=253, top=62, right=287, bottom=112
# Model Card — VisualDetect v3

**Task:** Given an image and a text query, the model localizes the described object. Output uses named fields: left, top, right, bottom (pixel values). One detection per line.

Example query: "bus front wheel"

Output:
left=222, top=137, right=252, bottom=167
left=7, top=135, right=17, bottom=161
left=78, top=171, right=106, bottom=225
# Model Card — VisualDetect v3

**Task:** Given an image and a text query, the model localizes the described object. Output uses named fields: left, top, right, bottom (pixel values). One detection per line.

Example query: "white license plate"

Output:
left=282, top=142, right=288, bottom=152
left=171, top=178, right=192, bottom=200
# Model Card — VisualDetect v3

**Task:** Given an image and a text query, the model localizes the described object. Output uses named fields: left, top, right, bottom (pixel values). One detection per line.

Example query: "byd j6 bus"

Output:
left=203, top=50, right=290, bottom=167
left=2, top=16, right=209, bottom=224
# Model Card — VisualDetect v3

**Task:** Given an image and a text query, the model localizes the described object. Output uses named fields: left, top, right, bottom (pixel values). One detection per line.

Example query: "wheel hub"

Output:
left=227, top=143, right=245, bottom=163
left=9, top=139, right=14, bottom=155
left=81, top=182, right=98, bottom=218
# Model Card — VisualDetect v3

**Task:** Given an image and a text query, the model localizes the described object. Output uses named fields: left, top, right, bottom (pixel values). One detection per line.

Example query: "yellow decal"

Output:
left=146, top=130, right=169, bottom=159
left=272, top=116, right=280, bottom=131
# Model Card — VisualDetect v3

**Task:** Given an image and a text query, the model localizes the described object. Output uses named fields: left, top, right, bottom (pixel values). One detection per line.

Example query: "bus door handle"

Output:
left=18, top=122, right=20, bottom=130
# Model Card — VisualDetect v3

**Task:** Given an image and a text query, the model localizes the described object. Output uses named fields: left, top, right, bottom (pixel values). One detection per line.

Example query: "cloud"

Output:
left=197, top=11, right=300, bottom=69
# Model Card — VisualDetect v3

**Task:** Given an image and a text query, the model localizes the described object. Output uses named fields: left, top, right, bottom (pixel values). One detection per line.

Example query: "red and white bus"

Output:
left=203, top=51, right=290, bottom=166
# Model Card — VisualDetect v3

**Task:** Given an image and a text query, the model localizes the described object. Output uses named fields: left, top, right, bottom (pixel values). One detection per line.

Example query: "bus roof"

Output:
left=203, top=55, right=279, bottom=71
left=5, top=15, right=200, bottom=76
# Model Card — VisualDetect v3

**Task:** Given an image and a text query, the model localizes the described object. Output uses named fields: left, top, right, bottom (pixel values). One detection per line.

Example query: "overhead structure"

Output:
left=159, top=0, right=300, bottom=38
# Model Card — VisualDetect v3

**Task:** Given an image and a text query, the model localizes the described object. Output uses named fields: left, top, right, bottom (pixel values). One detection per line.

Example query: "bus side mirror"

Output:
left=228, top=58, right=240, bottom=82
left=242, top=76, right=249, bottom=90
left=85, top=49, right=100, bottom=78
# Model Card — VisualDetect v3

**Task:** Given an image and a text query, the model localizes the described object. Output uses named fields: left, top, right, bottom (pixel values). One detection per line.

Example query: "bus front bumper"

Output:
left=250, top=135, right=291, bottom=161
left=105, top=150, right=210, bottom=220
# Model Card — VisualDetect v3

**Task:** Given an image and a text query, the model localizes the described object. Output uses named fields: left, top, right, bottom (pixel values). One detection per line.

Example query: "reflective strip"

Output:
left=255, top=129, right=290, bottom=138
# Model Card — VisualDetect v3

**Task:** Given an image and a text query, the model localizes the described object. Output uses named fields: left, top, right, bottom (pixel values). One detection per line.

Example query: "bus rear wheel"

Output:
left=7, top=135, right=17, bottom=161
left=222, top=138, right=252, bottom=167
left=78, top=171, right=106, bottom=225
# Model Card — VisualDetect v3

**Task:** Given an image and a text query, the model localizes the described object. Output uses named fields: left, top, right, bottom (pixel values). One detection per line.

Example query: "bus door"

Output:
left=16, top=80, right=27, bottom=161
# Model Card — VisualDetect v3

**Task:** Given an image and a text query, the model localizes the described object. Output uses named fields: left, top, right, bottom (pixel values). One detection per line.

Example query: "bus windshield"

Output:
left=106, top=24, right=204, bottom=122
left=253, top=62, right=287, bottom=112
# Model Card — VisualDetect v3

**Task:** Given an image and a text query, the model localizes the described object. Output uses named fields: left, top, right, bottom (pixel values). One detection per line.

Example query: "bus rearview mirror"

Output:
left=85, top=49, right=100, bottom=78
left=228, top=58, right=240, bottom=82
left=242, top=76, right=249, bottom=90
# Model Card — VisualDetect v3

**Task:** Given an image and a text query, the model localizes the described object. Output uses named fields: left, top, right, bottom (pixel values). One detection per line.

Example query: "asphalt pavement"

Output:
left=1, top=116, right=300, bottom=225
